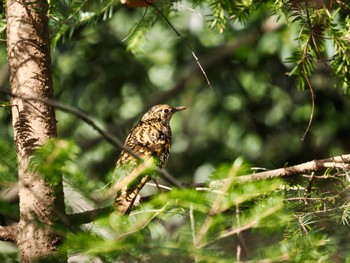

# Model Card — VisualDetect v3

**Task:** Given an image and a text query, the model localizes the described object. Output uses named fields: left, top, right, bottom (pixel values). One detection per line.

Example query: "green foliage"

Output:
left=262, top=231, right=334, bottom=262
left=29, top=139, right=80, bottom=185
left=49, top=0, right=121, bottom=47
left=201, top=0, right=350, bottom=90
left=122, top=2, right=184, bottom=54
left=9, top=139, right=348, bottom=261
left=329, top=15, right=350, bottom=91
left=31, top=141, right=348, bottom=261
left=29, top=139, right=106, bottom=211
left=0, top=242, right=18, bottom=263
left=0, top=141, right=17, bottom=184
left=208, top=0, right=267, bottom=32
left=62, top=156, right=290, bottom=261
left=283, top=6, right=336, bottom=90
left=280, top=2, right=349, bottom=91
left=0, top=138, right=19, bottom=259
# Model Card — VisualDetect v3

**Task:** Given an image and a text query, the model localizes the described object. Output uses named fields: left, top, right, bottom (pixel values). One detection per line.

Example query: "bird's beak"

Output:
left=174, top=106, right=186, bottom=112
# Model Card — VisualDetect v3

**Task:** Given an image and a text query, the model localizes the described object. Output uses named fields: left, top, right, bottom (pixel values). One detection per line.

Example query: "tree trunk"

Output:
left=6, top=0, right=66, bottom=261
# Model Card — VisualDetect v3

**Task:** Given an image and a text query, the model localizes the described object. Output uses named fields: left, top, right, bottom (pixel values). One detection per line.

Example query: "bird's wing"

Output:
left=117, top=121, right=169, bottom=166
left=114, top=122, right=170, bottom=215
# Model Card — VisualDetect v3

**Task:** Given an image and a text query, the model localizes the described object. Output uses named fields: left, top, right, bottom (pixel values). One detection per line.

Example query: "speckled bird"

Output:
left=114, top=104, right=186, bottom=214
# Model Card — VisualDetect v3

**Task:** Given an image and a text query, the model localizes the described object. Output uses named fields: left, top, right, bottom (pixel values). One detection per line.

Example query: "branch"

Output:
left=148, top=1, right=215, bottom=94
left=0, top=225, right=18, bottom=243
left=300, top=72, right=315, bottom=141
left=236, top=154, right=350, bottom=183
left=3, top=89, right=127, bottom=154
left=194, top=163, right=240, bottom=247
left=66, top=207, right=111, bottom=225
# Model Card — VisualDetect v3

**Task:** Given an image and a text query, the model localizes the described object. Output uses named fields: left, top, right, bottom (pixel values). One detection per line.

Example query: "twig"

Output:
left=122, top=5, right=149, bottom=42
left=171, top=2, right=203, bottom=20
left=147, top=182, right=172, bottom=191
left=189, top=204, right=196, bottom=245
left=305, top=172, right=315, bottom=204
left=236, top=204, right=242, bottom=261
left=116, top=204, right=169, bottom=239
left=298, top=35, right=314, bottom=141
left=194, top=162, right=240, bottom=247
left=201, top=204, right=282, bottom=249
left=287, top=197, right=332, bottom=201
left=295, top=214, right=309, bottom=235
left=147, top=1, right=216, bottom=95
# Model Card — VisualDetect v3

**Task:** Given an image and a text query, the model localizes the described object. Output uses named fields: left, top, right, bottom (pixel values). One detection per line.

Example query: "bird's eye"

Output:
left=163, top=109, right=170, bottom=113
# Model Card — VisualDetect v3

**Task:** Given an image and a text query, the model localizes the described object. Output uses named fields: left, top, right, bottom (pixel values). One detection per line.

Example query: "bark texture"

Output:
left=6, top=0, right=66, bottom=261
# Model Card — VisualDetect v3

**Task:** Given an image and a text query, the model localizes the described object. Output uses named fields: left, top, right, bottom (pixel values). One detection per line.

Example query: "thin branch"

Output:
left=194, top=162, right=240, bottom=247
left=286, top=197, right=333, bottom=201
left=303, top=204, right=350, bottom=216
left=117, top=204, right=169, bottom=239
left=189, top=204, right=196, bottom=245
left=234, top=154, right=350, bottom=183
left=146, top=182, right=172, bottom=191
left=300, top=66, right=315, bottom=141
left=201, top=204, right=282, bottom=249
left=148, top=1, right=216, bottom=95
left=295, top=214, right=310, bottom=235
left=0, top=225, right=18, bottom=243
left=122, top=5, right=149, bottom=42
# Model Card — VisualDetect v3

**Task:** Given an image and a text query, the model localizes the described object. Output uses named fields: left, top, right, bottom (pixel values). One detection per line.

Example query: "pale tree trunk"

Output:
left=6, top=0, right=66, bottom=261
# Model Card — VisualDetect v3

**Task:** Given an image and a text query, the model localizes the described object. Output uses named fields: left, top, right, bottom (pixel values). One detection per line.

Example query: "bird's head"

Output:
left=141, top=104, right=186, bottom=123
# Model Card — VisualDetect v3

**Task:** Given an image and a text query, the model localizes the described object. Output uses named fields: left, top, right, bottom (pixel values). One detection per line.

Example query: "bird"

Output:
left=113, top=104, right=186, bottom=215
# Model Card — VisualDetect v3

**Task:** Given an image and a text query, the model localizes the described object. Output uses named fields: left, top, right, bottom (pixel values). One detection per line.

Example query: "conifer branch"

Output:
left=0, top=225, right=18, bottom=243
left=236, top=154, right=350, bottom=183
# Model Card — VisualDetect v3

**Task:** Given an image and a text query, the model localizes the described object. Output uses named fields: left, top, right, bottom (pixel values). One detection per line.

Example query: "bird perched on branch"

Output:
left=114, top=104, right=186, bottom=215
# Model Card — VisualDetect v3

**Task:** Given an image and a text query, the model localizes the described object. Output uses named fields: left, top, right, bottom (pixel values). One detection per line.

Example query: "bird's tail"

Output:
left=113, top=175, right=150, bottom=215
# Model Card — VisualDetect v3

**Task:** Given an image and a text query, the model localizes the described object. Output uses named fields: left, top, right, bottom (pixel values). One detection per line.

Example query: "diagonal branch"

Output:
left=0, top=225, right=19, bottom=243
left=1, top=89, right=183, bottom=187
